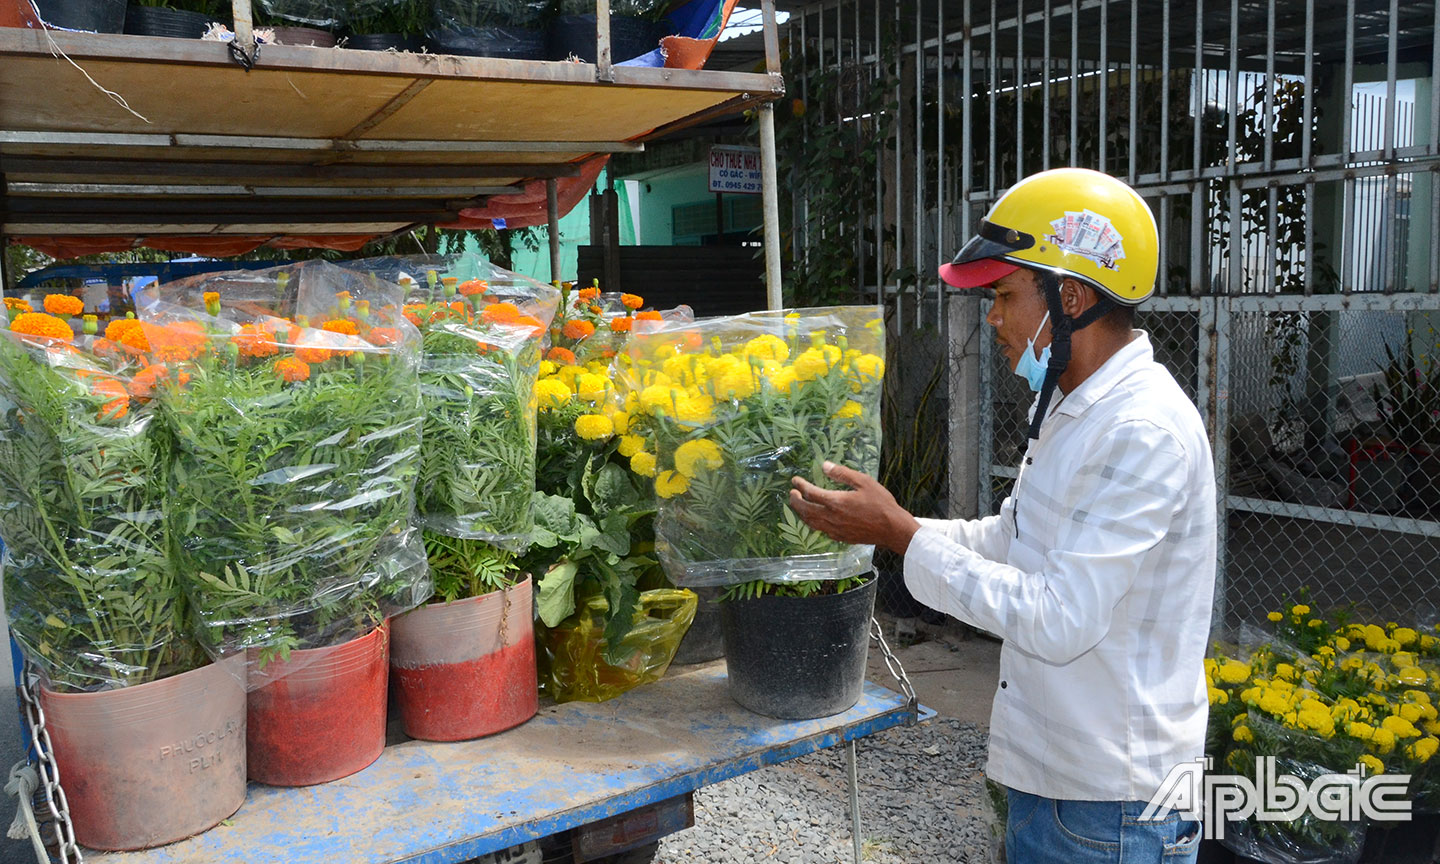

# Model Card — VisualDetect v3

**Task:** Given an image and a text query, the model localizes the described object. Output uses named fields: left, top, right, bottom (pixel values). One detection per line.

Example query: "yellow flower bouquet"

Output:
left=616, top=306, right=885, bottom=588
left=135, top=261, right=429, bottom=661
left=0, top=310, right=204, bottom=690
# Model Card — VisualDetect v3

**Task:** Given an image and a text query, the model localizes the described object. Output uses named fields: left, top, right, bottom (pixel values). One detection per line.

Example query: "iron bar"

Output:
left=1301, top=0, right=1313, bottom=168
left=1128, top=0, right=1136, bottom=183
left=760, top=102, right=784, bottom=310
left=1384, top=0, right=1397, bottom=161
left=1099, top=0, right=1108, bottom=172
left=1015, top=0, right=1024, bottom=181
left=1070, top=0, right=1078, bottom=166
left=915, top=0, right=924, bottom=328
left=546, top=178, right=561, bottom=283
left=1263, top=0, right=1274, bottom=173
left=1042, top=0, right=1051, bottom=171
left=1160, top=0, right=1169, bottom=182
left=595, top=0, right=613, bottom=82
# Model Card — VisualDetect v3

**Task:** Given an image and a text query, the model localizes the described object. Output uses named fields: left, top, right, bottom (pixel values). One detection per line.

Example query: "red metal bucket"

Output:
left=39, top=655, right=247, bottom=851
left=390, top=576, right=537, bottom=741
left=246, top=624, right=389, bottom=786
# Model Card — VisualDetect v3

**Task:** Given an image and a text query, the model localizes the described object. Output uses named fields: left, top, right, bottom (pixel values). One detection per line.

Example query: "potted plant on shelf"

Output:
left=345, top=258, right=557, bottom=741
left=546, top=0, right=670, bottom=63
left=0, top=308, right=245, bottom=851
left=341, top=0, right=428, bottom=51
left=523, top=282, right=698, bottom=703
left=123, top=0, right=223, bottom=39
left=616, top=306, right=886, bottom=720
left=253, top=0, right=341, bottom=45
left=428, top=0, right=547, bottom=60
left=139, top=262, right=430, bottom=787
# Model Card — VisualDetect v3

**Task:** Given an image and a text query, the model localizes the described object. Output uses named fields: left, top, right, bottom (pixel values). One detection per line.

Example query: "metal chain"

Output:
left=16, top=665, right=82, bottom=864
left=869, top=617, right=919, bottom=726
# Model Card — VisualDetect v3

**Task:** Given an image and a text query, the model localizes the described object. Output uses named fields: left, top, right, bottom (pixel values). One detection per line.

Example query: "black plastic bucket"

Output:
left=32, top=0, right=125, bottom=32
left=671, top=586, right=724, bottom=665
left=343, top=32, right=427, bottom=51
left=720, top=576, right=876, bottom=720
left=123, top=5, right=213, bottom=38
left=545, top=13, right=663, bottom=64
left=430, top=24, right=544, bottom=59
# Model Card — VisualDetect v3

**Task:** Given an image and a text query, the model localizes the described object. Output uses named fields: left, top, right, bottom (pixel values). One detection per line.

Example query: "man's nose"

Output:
left=985, top=306, right=1001, bottom=328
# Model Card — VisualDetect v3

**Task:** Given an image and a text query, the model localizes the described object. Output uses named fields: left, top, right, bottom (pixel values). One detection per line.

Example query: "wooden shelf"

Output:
left=0, top=27, right=783, bottom=237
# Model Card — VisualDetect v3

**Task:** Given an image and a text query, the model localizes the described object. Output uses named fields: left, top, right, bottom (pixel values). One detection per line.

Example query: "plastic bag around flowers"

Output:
left=616, top=306, right=885, bottom=587
left=133, top=261, right=430, bottom=670
left=338, top=256, right=559, bottom=546
left=536, top=589, right=696, bottom=703
left=0, top=314, right=207, bottom=692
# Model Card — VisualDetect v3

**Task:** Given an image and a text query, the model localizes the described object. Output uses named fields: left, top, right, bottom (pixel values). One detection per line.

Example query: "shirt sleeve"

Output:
left=913, top=493, right=1015, bottom=564
left=902, top=421, right=1191, bottom=664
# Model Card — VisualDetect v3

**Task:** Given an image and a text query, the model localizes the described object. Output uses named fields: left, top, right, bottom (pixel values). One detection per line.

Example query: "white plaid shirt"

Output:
left=904, top=331, right=1217, bottom=802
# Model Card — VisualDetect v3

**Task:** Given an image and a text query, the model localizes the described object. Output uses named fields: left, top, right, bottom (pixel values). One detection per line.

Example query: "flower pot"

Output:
left=30, top=0, right=124, bottom=31
left=719, top=576, right=877, bottom=720
left=267, top=25, right=336, bottom=46
left=390, top=577, right=537, bottom=741
left=39, top=656, right=246, bottom=851
left=123, top=5, right=213, bottom=38
left=246, top=624, right=389, bottom=786
left=537, top=589, right=697, bottom=703
left=545, top=14, right=664, bottom=64
left=429, top=24, right=544, bottom=59
left=670, top=585, right=724, bottom=665
left=343, top=32, right=427, bottom=51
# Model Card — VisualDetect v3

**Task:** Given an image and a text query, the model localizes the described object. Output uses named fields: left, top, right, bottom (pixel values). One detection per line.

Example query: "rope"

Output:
left=5, top=761, right=49, bottom=864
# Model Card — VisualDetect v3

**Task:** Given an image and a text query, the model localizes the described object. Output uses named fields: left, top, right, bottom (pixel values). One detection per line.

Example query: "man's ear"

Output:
left=1060, top=278, right=1097, bottom=318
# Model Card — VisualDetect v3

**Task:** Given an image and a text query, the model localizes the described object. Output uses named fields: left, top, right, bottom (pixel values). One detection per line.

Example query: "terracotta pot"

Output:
left=246, top=624, right=388, bottom=786
left=40, top=655, right=247, bottom=851
left=390, top=577, right=536, bottom=741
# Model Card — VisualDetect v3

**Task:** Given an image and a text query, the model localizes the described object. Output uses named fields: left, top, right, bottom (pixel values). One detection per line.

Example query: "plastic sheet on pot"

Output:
left=255, top=0, right=342, bottom=28
left=616, top=306, right=885, bottom=587
left=537, top=588, right=696, bottom=703
left=133, top=261, right=430, bottom=671
left=338, top=255, right=558, bottom=546
left=0, top=304, right=204, bottom=692
left=428, top=0, right=547, bottom=58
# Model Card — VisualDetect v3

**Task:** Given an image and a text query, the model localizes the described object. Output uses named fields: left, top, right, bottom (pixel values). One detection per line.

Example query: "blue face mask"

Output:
left=1013, top=312, right=1052, bottom=392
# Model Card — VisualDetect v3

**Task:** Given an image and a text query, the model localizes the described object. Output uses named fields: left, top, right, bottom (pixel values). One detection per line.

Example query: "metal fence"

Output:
left=785, top=0, right=1440, bottom=629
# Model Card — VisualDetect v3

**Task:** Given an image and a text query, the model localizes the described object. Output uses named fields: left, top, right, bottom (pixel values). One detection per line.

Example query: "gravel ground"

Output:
left=655, top=718, right=998, bottom=863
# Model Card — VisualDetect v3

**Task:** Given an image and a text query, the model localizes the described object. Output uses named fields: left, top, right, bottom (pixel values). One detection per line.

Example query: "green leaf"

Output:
left=535, top=560, right=579, bottom=627
left=590, top=462, right=639, bottom=512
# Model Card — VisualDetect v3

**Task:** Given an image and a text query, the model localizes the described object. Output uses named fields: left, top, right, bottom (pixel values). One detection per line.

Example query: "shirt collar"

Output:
left=1052, top=330, right=1154, bottom=419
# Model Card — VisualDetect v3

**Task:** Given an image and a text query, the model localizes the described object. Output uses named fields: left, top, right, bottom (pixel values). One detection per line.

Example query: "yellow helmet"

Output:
left=939, top=168, right=1158, bottom=305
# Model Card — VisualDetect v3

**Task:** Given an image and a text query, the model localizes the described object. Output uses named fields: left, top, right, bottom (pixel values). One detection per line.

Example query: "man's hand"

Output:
left=788, top=461, right=921, bottom=555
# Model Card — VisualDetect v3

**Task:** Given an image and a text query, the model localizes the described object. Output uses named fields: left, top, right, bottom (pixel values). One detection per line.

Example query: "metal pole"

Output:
left=760, top=102, right=784, bottom=311
left=1099, top=0, right=1108, bottom=173
left=1015, top=0, right=1024, bottom=181
left=1069, top=0, right=1078, bottom=167
left=846, top=739, right=862, bottom=864
left=1042, top=0, right=1050, bottom=171
left=1128, top=0, right=1136, bottom=183
left=1159, top=0, right=1169, bottom=182
left=875, top=0, right=884, bottom=302
left=914, top=0, right=924, bottom=328
left=761, top=0, right=781, bottom=76
left=231, top=0, right=254, bottom=62
left=595, top=0, right=613, bottom=82
left=545, top=178, right=562, bottom=284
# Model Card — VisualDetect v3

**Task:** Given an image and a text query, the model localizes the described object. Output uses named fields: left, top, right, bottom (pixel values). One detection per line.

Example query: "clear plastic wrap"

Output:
left=0, top=313, right=204, bottom=692
left=616, top=306, right=885, bottom=587
left=255, top=0, right=344, bottom=29
left=337, top=255, right=558, bottom=545
left=133, top=261, right=430, bottom=664
left=535, top=588, right=696, bottom=703
left=428, top=0, right=548, bottom=59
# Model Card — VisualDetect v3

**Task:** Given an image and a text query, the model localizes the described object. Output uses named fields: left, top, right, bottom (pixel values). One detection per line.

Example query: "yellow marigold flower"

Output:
left=536, top=378, right=573, bottom=410
left=1359, top=754, right=1385, bottom=776
left=655, top=470, right=689, bottom=498
left=639, top=384, right=682, bottom=415
left=848, top=352, right=885, bottom=384
left=766, top=365, right=800, bottom=395
left=1275, top=663, right=1296, bottom=681
left=539, top=360, right=558, bottom=377
left=743, top=334, right=790, bottom=363
left=1398, top=667, right=1427, bottom=687
left=574, top=413, right=614, bottom=441
left=1421, top=635, right=1439, bottom=652
left=713, top=365, right=757, bottom=400
left=1308, top=619, right=1323, bottom=628
left=43, top=294, right=84, bottom=317
left=609, top=410, right=630, bottom=434
left=793, top=347, right=835, bottom=382
left=576, top=372, right=610, bottom=402
left=674, top=438, right=724, bottom=478
left=1400, top=703, right=1427, bottom=724
left=1233, top=725, right=1254, bottom=743
left=1372, top=727, right=1398, bottom=754
left=1383, top=715, right=1421, bottom=739
left=1232, top=712, right=1249, bottom=727
left=1348, top=721, right=1376, bottom=741
left=1333, top=636, right=1351, bottom=651
left=556, top=364, right=587, bottom=388
left=662, top=354, right=704, bottom=386
left=1215, top=661, right=1251, bottom=685
left=1267, top=611, right=1283, bottom=622
left=1258, top=690, right=1291, bottom=717
left=1408, top=737, right=1439, bottom=763
left=617, top=434, right=646, bottom=458
left=629, top=451, right=657, bottom=477
left=673, top=395, right=714, bottom=425
left=833, top=400, right=863, bottom=420
left=1292, top=604, right=1311, bottom=616
left=1208, top=687, right=1228, bottom=705
left=1394, top=627, right=1419, bottom=647
left=1425, top=720, right=1440, bottom=737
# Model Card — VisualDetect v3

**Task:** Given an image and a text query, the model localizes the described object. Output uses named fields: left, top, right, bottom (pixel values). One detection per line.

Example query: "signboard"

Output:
left=708, top=145, right=763, bottom=195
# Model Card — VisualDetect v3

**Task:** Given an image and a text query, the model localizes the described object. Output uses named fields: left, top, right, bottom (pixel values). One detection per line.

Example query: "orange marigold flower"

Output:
left=562, top=320, right=596, bottom=340
left=546, top=346, right=578, bottom=365
left=11, top=313, right=73, bottom=343
left=577, top=287, right=600, bottom=300
left=588, top=305, right=603, bottom=314
left=482, top=302, right=521, bottom=324
left=621, top=293, right=643, bottom=309
left=635, top=310, right=663, bottom=322
left=128, top=364, right=188, bottom=400
left=458, top=279, right=489, bottom=297
left=294, top=346, right=332, bottom=364
left=402, top=304, right=427, bottom=328
left=89, top=377, right=130, bottom=421
left=232, top=324, right=280, bottom=359
left=148, top=322, right=207, bottom=363
left=104, top=319, right=150, bottom=354
left=321, top=319, right=359, bottom=337
left=98, top=397, right=129, bottom=422
left=91, top=337, right=119, bottom=358
left=601, top=348, right=616, bottom=359
left=366, top=327, right=402, bottom=347
left=42, top=295, right=83, bottom=317
left=3, top=298, right=32, bottom=313
left=610, top=316, right=634, bottom=333
left=511, top=314, right=545, bottom=338
left=274, top=357, right=311, bottom=383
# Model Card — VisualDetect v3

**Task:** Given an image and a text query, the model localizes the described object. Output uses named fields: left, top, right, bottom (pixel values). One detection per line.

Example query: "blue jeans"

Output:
left=1005, top=789, right=1201, bottom=864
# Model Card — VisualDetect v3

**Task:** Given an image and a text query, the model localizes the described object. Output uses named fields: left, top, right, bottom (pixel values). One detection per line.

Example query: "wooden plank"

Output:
left=3, top=197, right=473, bottom=215
left=6, top=183, right=522, bottom=198
left=342, top=79, right=432, bottom=140
left=0, top=157, right=579, bottom=181
left=0, top=144, right=594, bottom=167
left=2, top=222, right=410, bottom=235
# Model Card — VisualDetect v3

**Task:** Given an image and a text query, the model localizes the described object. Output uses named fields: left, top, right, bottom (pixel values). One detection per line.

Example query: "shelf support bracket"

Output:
left=595, top=0, right=614, bottom=83
left=229, top=0, right=258, bottom=69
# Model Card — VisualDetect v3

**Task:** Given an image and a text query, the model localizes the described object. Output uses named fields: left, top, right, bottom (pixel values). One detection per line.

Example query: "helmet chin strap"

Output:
left=1026, top=273, right=1115, bottom=441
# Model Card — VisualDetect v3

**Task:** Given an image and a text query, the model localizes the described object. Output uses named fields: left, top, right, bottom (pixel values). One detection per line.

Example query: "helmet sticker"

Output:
left=1045, top=209, right=1126, bottom=271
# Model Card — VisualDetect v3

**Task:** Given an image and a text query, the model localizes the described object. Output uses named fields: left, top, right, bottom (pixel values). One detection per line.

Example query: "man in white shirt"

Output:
left=789, top=168, right=1216, bottom=864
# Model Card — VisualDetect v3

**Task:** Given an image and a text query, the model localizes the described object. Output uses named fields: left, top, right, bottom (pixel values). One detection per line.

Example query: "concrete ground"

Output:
left=866, top=616, right=1002, bottom=728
